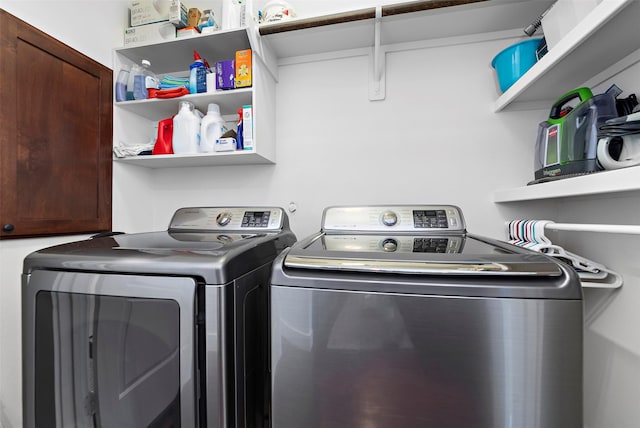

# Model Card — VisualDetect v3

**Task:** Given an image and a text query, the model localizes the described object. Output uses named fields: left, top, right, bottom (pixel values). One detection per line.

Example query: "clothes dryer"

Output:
left=270, top=205, right=582, bottom=428
left=22, top=206, right=296, bottom=428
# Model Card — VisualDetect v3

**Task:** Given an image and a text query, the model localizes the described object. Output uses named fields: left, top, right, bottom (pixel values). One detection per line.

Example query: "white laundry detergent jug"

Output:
left=200, top=103, right=226, bottom=152
left=172, top=101, right=201, bottom=154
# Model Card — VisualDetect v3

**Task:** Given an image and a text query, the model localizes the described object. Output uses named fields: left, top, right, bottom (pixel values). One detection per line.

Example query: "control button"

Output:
left=216, top=212, right=232, bottom=226
left=381, top=211, right=398, bottom=226
left=382, top=238, right=398, bottom=252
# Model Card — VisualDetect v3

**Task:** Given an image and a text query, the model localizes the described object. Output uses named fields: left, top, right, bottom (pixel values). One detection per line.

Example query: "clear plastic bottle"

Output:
left=126, top=63, right=141, bottom=101
left=172, top=101, right=201, bottom=154
left=115, top=67, right=129, bottom=102
left=134, top=59, right=158, bottom=100
left=199, top=103, right=226, bottom=152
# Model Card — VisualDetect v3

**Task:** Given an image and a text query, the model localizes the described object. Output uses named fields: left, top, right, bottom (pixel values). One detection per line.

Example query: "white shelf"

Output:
left=115, top=28, right=252, bottom=75
left=259, top=1, right=555, bottom=60
left=493, top=167, right=640, bottom=203
left=113, top=26, right=277, bottom=168
left=494, top=0, right=640, bottom=111
left=260, top=0, right=640, bottom=112
left=115, top=89, right=252, bottom=121
left=113, top=150, right=274, bottom=168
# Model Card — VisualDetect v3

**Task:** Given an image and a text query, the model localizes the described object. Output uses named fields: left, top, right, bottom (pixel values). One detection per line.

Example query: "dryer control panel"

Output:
left=322, top=205, right=465, bottom=233
left=169, top=207, right=287, bottom=232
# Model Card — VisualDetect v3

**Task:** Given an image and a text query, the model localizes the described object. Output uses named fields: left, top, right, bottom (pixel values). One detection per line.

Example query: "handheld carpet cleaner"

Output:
left=532, top=87, right=618, bottom=183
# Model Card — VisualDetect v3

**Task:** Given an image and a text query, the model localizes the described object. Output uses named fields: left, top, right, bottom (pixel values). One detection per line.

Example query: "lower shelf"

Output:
left=113, top=151, right=275, bottom=168
left=493, top=167, right=640, bottom=202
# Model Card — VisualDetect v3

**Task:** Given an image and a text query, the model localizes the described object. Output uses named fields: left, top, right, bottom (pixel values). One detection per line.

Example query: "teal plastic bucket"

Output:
left=491, top=38, right=542, bottom=93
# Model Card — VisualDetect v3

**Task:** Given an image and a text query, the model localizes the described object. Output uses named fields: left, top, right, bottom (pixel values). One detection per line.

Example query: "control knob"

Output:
left=381, top=211, right=398, bottom=226
left=216, top=212, right=232, bottom=226
left=382, top=238, right=398, bottom=252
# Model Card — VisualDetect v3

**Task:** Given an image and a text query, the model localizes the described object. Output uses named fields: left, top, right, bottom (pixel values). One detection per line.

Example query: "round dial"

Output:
left=216, top=212, right=232, bottom=226
left=381, top=211, right=398, bottom=226
left=382, top=238, right=398, bottom=252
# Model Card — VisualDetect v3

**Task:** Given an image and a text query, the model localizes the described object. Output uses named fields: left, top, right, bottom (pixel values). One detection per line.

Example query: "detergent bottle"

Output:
left=153, top=117, right=174, bottom=155
left=133, top=59, right=158, bottom=100
left=126, top=62, right=142, bottom=100
left=115, top=67, right=129, bottom=102
left=172, top=101, right=201, bottom=154
left=199, top=103, right=225, bottom=152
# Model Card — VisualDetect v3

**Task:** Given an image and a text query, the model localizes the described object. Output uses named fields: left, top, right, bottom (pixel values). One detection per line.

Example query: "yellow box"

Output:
left=235, top=49, right=252, bottom=88
left=187, top=8, right=201, bottom=27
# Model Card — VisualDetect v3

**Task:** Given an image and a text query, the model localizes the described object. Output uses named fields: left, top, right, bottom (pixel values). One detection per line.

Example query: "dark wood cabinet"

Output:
left=0, top=9, right=112, bottom=239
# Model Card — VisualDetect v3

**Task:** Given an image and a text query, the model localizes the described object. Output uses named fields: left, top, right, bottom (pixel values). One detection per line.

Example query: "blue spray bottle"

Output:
left=236, top=108, right=244, bottom=150
left=189, top=51, right=207, bottom=94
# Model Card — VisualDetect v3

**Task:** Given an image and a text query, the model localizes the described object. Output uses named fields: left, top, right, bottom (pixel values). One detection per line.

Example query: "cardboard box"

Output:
left=188, top=8, right=202, bottom=28
left=130, top=0, right=170, bottom=27
left=235, top=49, right=252, bottom=88
left=242, top=105, right=253, bottom=150
left=169, top=0, right=188, bottom=28
left=123, top=22, right=176, bottom=47
left=176, top=26, right=200, bottom=38
left=216, top=60, right=235, bottom=90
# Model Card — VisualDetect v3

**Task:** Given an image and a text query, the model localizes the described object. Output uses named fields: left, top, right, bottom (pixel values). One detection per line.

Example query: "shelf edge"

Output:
left=493, top=167, right=640, bottom=203
left=113, top=151, right=275, bottom=169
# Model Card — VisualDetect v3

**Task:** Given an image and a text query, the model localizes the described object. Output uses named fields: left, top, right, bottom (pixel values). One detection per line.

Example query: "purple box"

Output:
left=216, top=60, right=235, bottom=90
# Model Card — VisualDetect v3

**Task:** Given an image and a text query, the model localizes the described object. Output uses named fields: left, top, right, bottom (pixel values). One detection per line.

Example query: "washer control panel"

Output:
left=323, top=235, right=464, bottom=253
left=322, top=205, right=465, bottom=233
left=170, top=207, right=285, bottom=231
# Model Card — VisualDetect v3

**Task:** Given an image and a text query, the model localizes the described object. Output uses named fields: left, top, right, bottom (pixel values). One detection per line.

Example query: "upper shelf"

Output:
left=493, top=167, right=640, bottom=203
left=493, top=0, right=640, bottom=111
left=114, top=28, right=252, bottom=75
left=258, top=0, right=640, bottom=111
left=259, top=0, right=554, bottom=60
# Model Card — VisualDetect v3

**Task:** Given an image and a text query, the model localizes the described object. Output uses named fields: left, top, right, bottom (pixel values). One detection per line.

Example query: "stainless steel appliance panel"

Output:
left=205, top=264, right=272, bottom=428
left=271, top=285, right=583, bottom=428
left=22, top=206, right=297, bottom=428
left=22, top=270, right=197, bottom=428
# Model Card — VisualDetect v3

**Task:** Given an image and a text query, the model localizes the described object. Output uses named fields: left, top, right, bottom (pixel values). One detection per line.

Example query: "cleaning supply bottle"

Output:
left=172, top=101, right=201, bottom=154
left=189, top=51, right=207, bottom=94
left=133, top=59, right=157, bottom=100
left=115, top=67, right=129, bottom=102
left=126, top=62, right=142, bottom=101
left=199, top=103, right=225, bottom=152
left=153, top=117, right=174, bottom=155
left=236, top=107, right=244, bottom=150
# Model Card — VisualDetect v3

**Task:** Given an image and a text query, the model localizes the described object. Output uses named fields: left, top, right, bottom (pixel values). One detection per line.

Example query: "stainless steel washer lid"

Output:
left=274, top=232, right=581, bottom=299
left=23, top=207, right=297, bottom=285
left=283, top=233, right=562, bottom=276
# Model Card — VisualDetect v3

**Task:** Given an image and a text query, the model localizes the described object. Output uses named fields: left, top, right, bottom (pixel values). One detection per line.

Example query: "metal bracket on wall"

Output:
left=369, top=6, right=386, bottom=101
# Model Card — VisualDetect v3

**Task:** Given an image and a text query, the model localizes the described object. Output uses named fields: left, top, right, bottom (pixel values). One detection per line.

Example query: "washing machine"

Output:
left=22, top=206, right=296, bottom=428
left=270, top=205, right=583, bottom=428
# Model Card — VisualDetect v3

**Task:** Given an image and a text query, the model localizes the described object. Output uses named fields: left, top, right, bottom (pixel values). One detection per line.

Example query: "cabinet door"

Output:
left=0, top=9, right=112, bottom=239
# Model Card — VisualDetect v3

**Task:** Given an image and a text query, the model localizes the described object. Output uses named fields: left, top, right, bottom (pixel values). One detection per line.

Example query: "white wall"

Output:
left=1, top=1, right=639, bottom=428
left=116, top=38, right=547, bottom=239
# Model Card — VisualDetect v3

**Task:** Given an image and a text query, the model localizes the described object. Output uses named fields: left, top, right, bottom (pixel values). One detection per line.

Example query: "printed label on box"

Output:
left=130, top=0, right=171, bottom=26
left=216, top=60, right=235, bottom=90
left=235, top=49, right=252, bottom=88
